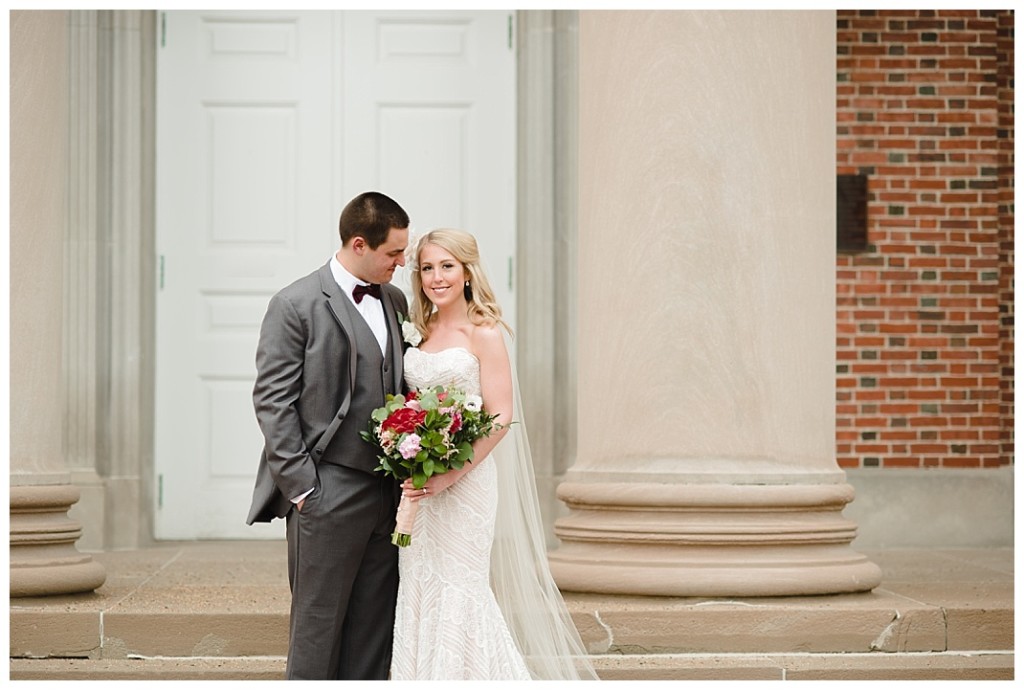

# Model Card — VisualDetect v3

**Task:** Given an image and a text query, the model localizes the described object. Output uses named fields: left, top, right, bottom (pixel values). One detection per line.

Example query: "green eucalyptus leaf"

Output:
left=419, top=389, right=439, bottom=410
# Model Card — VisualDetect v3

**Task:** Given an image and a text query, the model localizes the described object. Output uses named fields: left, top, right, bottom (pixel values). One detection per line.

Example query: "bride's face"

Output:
left=418, top=243, right=467, bottom=309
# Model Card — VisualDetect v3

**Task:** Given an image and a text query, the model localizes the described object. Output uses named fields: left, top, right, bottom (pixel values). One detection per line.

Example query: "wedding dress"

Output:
left=390, top=346, right=597, bottom=681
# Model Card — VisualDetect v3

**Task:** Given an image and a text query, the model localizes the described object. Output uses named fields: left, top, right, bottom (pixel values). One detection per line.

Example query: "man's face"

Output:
left=354, top=227, right=408, bottom=284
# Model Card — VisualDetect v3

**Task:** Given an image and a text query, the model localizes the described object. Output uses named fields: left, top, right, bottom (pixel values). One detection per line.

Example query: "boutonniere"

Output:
left=398, top=313, right=422, bottom=347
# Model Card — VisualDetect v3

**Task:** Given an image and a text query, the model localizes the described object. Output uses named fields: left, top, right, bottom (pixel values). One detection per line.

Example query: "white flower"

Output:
left=464, top=394, right=483, bottom=412
left=402, top=320, right=423, bottom=347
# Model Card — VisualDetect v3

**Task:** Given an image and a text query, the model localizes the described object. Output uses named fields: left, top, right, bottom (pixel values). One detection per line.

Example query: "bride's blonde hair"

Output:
left=409, top=229, right=512, bottom=339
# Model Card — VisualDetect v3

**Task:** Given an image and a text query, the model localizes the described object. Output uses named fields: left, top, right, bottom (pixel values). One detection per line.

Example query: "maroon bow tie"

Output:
left=352, top=283, right=382, bottom=304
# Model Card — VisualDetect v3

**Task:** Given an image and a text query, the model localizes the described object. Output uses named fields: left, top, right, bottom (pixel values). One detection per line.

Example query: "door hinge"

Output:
left=161, top=13, right=166, bottom=47
left=158, top=474, right=164, bottom=509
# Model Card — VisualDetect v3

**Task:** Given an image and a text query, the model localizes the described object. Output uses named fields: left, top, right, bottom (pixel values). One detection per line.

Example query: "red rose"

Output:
left=449, top=411, right=462, bottom=434
left=406, top=390, right=418, bottom=401
left=382, top=407, right=426, bottom=435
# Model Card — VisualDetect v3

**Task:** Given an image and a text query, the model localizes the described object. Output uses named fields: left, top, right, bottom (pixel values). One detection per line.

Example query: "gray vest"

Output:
left=326, top=295, right=397, bottom=473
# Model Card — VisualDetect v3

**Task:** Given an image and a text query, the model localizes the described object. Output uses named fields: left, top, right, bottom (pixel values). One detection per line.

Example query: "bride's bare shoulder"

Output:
left=469, top=323, right=508, bottom=362
left=469, top=321, right=502, bottom=345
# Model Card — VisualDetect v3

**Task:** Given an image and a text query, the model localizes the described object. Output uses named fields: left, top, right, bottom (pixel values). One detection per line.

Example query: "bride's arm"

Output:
left=404, top=324, right=513, bottom=499
left=465, top=324, right=514, bottom=459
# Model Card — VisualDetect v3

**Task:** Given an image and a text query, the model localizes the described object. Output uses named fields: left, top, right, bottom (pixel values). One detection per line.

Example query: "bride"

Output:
left=390, top=229, right=597, bottom=681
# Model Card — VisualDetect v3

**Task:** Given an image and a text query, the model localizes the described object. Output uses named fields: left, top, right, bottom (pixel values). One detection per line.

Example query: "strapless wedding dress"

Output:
left=389, top=347, right=531, bottom=680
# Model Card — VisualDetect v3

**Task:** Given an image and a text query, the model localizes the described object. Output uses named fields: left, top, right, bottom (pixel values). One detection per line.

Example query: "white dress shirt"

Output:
left=330, top=254, right=388, bottom=355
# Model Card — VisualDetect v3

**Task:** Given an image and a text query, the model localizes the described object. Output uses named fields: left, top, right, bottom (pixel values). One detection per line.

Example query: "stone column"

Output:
left=549, top=11, right=882, bottom=596
left=10, top=10, right=106, bottom=596
left=64, top=10, right=157, bottom=551
left=516, top=10, right=580, bottom=543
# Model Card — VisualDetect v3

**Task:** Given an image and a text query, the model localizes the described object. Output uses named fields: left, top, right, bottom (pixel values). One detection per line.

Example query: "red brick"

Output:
left=836, top=9, right=1011, bottom=473
left=942, top=457, right=982, bottom=467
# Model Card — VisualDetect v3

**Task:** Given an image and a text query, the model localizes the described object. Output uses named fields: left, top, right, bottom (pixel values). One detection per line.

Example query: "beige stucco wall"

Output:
left=577, top=11, right=838, bottom=483
left=10, top=10, right=70, bottom=486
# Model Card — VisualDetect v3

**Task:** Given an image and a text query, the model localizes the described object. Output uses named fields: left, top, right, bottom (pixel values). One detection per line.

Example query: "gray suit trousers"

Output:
left=285, top=463, right=399, bottom=680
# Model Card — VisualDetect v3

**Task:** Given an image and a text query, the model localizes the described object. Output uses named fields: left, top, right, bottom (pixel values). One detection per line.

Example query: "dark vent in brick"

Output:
left=837, top=173, right=868, bottom=252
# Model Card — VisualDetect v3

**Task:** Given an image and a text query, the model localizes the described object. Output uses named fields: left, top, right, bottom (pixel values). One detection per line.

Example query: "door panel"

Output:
left=340, top=11, right=516, bottom=318
left=155, top=10, right=515, bottom=539
left=156, top=11, right=334, bottom=539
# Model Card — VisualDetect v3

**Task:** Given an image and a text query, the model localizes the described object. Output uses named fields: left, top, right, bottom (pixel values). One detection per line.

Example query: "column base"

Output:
left=10, top=484, right=107, bottom=597
left=550, top=480, right=882, bottom=597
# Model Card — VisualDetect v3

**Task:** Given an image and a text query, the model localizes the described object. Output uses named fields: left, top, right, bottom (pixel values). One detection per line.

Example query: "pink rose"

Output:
left=398, top=434, right=422, bottom=460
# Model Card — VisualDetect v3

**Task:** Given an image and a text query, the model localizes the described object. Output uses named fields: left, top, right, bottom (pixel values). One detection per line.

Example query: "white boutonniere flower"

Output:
left=401, top=318, right=423, bottom=347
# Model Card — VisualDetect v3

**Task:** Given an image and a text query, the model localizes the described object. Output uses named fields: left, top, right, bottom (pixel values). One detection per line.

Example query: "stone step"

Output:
left=567, top=587, right=1015, bottom=655
left=9, top=657, right=286, bottom=681
left=9, top=544, right=1014, bottom=681
left=9, top=652, right=1014, bottom=681
left=10, top=590, right=1014, bottom=661
left=10, top=591, right=1014, bottom=684
left=595, top=652, right=1015, bottom=681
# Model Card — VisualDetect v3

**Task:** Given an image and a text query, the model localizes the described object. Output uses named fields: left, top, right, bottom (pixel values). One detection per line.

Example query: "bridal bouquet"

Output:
left=361, top=385, right=502, bottom=546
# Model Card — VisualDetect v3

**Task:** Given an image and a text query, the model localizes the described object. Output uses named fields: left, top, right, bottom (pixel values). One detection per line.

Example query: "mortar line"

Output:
left=107, top=547, right=187, bottom=609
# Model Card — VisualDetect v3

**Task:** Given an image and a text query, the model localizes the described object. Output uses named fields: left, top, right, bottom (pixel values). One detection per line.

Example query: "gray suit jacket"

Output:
left=246, top=262, right=407, bottom=524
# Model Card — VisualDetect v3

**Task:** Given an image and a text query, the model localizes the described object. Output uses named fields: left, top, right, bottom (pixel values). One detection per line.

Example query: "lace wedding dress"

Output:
left=390, top=346, right=531, bottom=680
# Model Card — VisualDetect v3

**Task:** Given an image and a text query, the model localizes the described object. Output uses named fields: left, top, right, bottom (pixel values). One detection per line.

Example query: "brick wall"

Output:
left=836, top=9, right=1014, bottom=469
left=996, top=11, right=1014, bottom=466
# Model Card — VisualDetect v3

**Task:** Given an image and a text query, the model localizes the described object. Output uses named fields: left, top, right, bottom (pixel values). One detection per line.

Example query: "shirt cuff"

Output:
left=291, top=487, right=315, bottom=504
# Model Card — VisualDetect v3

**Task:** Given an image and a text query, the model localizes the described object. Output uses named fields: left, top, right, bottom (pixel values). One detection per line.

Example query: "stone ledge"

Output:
left=845, top=468, right=1014, bottom=549
left=9, top=657, right=286, bottom=681
left=9, top=652, right=1014, bottom=681
left=593, top=652, right=1015, bottom=681
left=564, top=587, right=1009, bottom=654
left=11, top=590, right=1011, bottom=660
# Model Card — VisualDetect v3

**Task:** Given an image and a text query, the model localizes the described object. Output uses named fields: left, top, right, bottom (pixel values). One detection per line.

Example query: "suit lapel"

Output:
left=319, top=263, right=358, bottom=387
left=381, top=287, right=404, bottom=393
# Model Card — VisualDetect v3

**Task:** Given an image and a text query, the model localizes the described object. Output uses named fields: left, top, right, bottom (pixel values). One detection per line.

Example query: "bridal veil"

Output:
left=489, top=354, right=599, bottom=680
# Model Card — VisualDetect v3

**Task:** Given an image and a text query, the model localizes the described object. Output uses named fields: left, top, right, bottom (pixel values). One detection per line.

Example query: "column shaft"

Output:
left=10, top=9, right=106, bottom=596
left=551, top=10, right=881, bottom=596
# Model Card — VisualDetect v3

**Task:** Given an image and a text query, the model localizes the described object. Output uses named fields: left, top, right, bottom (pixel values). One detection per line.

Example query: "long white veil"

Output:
left=489, top=354, right=598, bottom=680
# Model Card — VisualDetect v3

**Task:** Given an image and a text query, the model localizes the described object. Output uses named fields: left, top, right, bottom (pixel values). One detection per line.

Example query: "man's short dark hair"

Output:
left=339, top=192, right=410, bottom=249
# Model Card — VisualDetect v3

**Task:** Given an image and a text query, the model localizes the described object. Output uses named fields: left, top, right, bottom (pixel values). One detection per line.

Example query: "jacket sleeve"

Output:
left=252, top=292, right=319, bottom=501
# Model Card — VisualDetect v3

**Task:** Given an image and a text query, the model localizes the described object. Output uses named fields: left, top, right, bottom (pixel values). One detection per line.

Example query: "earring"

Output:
left=463, top=280, right=473, bottom=301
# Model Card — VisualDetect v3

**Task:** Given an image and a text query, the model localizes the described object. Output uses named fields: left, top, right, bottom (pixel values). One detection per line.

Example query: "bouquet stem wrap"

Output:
left=392, top=494, right=417, bottom=547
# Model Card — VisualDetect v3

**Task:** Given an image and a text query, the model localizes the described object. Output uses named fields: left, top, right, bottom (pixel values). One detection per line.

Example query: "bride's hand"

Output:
left=401, top=474, right=457, bottom=501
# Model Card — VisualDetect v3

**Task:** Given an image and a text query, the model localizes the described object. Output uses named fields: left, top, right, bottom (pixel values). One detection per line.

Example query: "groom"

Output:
left=246, top=191, right=410, bottom=679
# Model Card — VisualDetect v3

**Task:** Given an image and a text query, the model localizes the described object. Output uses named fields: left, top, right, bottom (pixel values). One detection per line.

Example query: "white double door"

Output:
left=155, top=10, right=515, bottom=539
